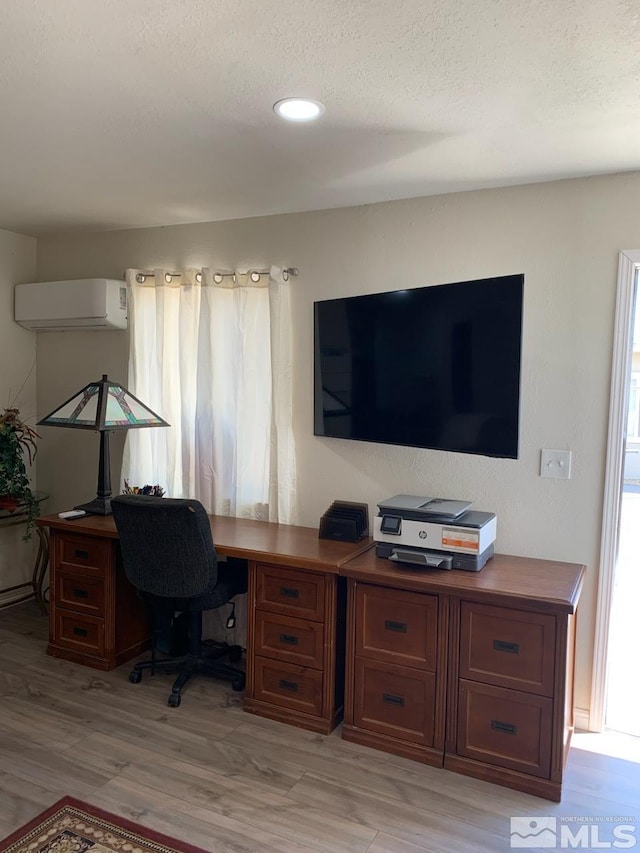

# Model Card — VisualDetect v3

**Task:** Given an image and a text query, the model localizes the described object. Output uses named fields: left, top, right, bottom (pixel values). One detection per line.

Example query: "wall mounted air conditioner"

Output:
left=14, top=279, right=127, bottom=331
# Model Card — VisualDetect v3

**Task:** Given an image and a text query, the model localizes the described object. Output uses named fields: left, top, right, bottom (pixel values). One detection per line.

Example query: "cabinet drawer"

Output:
left=355, top=585, right=438, bottom=671
left=253, top=656, right=323, bottom=717
left=457, top=680, right=552, bottom=777
left=354, top=658, right=436, bottom=746
left=460, top=602, right=555, bottom=696
left=256, top=564, right=326, bottom=621
left=55, top=571, right=105, bottom=616
left=255, top=612, right=324, bottom=669
left=57, top=533, right=111, bottom=576
left=54, top=609, right=106, bottom=657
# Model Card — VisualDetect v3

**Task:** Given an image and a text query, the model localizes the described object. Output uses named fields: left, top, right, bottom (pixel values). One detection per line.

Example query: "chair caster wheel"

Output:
left=232, top=675, right=245, bottom=692
left=129, top=670, right=142, bottom=684
left=168, top=693, right=181, bottom=707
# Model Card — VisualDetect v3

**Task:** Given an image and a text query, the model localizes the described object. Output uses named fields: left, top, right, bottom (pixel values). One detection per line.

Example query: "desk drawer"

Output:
left=256, top=564, right=326, bottom=621
left=355, top=585, right=438, bottom=671
left=460, top=602, right=555, bottom=695
left=253, top=656, right=323, bottom=716
left=457, top=680, right=552, bottom=778
left=54, top=608, right=106, bottom=657
left=55, top=571, right=105, bottom=616
left=354, top=657, right=436, bottom=747
left=254, top=612, right=324, bottom=669
left=56, top=533, right=111, bottom=576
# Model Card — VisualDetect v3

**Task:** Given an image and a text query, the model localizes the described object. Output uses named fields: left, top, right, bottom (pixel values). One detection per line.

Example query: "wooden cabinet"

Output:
left=454, top=601, right=556, bottom=780
left=341, top=551, right=585, bottom=801
left=353, top=658, right=437, bottom=749
left=456, top=680, right=552, bottom=778
left=39, top=512, right=372, bottom=736
left=39, top=511, right=585, bottom=800
left=344, top=582, right=446, bottom=765
left=244, top=562, right=347, bottom=734
left=47, top=526, right=149, bottom=670
left=355, top=584, right=438, bottom=670
left=458, top=602, right=556, bottom=695
left=254, top=611, right=325, bottom=668
left=447, top=594, right=579, bottom=800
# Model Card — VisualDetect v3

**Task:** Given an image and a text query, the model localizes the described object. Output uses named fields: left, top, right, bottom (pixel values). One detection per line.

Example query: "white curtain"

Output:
left=121, top=266, right=296, bottom=524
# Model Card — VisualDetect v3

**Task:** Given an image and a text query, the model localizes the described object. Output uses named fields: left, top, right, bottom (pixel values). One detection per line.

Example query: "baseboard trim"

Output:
left=574, top=707, right=592, bottom=732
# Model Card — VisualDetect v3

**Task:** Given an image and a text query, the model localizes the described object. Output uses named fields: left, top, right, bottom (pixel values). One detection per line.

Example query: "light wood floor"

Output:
left=1, top=601, right=639, bottom=853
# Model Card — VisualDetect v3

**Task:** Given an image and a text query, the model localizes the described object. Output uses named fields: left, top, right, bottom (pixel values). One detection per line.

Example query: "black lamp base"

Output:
left=75, top=496, right=112, bottom=516
left=75, top=430, right=114, bottom=515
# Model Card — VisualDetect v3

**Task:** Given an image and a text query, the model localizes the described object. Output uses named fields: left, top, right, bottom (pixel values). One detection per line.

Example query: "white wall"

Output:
left=0, top=227, right=38, bottom=603
left=34, top=171, right=639, bottom=714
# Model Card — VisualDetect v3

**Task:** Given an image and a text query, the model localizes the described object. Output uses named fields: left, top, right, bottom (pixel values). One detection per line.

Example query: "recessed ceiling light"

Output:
left=273, top=98, right=325, bottom=122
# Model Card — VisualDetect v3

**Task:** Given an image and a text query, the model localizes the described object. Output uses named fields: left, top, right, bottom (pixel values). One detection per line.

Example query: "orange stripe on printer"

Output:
left=441, top=530, right=480, bottom=552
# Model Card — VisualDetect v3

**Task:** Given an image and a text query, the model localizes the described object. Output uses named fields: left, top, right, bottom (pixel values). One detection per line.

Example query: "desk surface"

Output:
left=37, top=512, right=373, bottom=573
left=37, top=512, right=585, bottom=608
left=342, top=549, right=585, bottom=613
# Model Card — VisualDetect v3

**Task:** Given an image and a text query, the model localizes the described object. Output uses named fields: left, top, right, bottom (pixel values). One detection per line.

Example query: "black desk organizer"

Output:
left=319, top=500, right=369, bottom=543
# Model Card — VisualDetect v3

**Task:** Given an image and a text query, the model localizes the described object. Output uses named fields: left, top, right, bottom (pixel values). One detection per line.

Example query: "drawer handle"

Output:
left=73, top=626, right=89, bottom=637
left=279, top=633, right=299, bottom=645
left=280, top=586, right=299, bottom=599
left=493, top=639, right=520, bottom=654
left=74, top=549, right=89, bottom=559
left=73, top=588, right=89, bottom=599
left=384, top=619, right=407, bottom=633
left=382, top=692, right=405, bottom=707
left=491, top=719, right=517, bottom=735
left=278, top=679, right=299, bottom=692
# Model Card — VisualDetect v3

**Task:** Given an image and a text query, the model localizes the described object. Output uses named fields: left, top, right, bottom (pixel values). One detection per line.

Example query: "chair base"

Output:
left=129, top=642, right=246, bottom=706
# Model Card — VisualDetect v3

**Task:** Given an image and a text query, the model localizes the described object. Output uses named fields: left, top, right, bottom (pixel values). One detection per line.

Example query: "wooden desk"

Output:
left=37, top=512, right=586, bottom=798
left=340, top=550, right=585, bottom=801
left=37, top=512, right=372, bottom=735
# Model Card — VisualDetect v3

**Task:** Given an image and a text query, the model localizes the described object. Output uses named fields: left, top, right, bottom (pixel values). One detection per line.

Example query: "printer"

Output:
left=374, top=494, right=496, bottom=571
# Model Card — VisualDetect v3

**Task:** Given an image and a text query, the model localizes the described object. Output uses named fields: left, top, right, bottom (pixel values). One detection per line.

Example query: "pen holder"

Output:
left=122, top=480, right=165, bottom=497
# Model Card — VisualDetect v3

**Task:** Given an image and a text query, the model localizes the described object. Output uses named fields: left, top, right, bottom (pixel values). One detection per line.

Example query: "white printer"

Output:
left=374, top=494, right=496, bottom=571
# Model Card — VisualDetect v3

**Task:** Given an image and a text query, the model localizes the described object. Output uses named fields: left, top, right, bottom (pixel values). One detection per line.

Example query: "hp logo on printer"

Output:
left=419, top=530, right=428, bottom=539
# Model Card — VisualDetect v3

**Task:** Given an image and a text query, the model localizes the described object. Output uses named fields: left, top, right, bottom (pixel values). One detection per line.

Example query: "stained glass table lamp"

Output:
left=38, top=374, right=169, bottom=515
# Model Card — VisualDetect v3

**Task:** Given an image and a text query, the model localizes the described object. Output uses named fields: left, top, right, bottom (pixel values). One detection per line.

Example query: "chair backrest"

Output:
left=111, top=495, right=217, bottom=598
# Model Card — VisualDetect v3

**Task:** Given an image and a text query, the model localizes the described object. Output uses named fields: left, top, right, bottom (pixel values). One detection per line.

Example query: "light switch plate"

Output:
left=540, top=449, right=572, bottom=479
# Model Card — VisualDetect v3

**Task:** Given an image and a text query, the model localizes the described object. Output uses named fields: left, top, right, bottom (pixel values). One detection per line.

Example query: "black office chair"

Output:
left=111, top=494, right=247, bottom=707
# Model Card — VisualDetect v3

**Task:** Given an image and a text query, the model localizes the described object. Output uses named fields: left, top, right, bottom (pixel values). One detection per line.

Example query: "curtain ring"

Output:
left=250, top=271, right=261, bottom=283
left=165, top=273, right=173, bottom=283
left=195, top=272, right=202, bottom=283
left=136, top=274, right=146, bottom=283
left=213, top=273, right=223, bottom=283
left=282, top=269, right=289, bottom=281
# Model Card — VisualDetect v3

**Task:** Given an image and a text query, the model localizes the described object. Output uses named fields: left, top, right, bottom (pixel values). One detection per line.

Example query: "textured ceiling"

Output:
left=1, top=0, right=639, bottom=236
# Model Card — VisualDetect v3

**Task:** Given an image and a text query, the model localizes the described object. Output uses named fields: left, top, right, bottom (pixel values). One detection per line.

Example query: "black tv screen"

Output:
left=314, top=274, right=524, bottom=458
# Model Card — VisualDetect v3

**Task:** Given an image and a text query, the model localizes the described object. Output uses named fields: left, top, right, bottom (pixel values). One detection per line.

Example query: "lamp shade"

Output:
left=38, top=375, right=169, bottom=515
left=38, top=375, right=169, bottom=431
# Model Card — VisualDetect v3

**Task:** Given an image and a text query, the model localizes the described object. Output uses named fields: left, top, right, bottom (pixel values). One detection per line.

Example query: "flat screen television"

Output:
left=314, top=274, right=524, bottom=458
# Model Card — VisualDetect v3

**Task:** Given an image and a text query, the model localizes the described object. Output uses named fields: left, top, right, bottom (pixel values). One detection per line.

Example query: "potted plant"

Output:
left=0, top=407, right=39, bottom=536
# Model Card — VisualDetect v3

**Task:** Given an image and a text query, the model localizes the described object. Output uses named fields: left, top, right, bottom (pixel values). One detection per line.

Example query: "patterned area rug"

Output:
left=0, top=797, right=208, bottom=853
